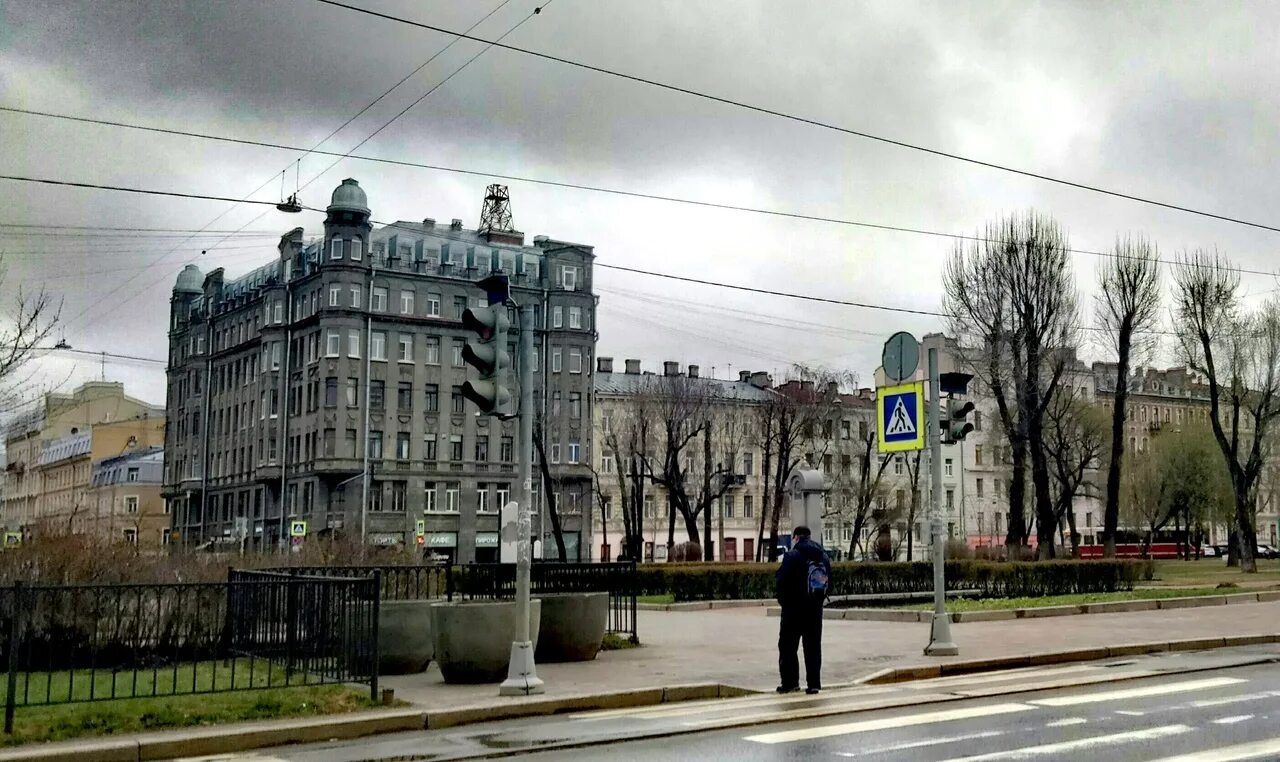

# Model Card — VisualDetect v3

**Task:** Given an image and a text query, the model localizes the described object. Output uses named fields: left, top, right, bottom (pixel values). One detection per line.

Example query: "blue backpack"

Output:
left=806, top=560, right=829, bottom=600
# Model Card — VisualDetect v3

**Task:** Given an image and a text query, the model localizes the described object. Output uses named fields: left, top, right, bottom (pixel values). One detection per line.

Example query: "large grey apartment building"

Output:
left=164, top=180, right=597, bottom=561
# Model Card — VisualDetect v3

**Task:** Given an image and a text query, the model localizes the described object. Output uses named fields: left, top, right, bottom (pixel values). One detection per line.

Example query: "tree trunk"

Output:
left=1103, top=327, right=1133, bottom=559
left=1236, top=490, right=1258, bottom=573
left=1006, top=441, right=1027, bottom=552
left=666, top=495, right=676, bottom=557
left=1029, top=420, right=1057, bottom=560
left=532, top=433, right=567, bottom=561
left=702, top=426, right=714, bottom=561
left=1066, top=506, right=1080, bottom=558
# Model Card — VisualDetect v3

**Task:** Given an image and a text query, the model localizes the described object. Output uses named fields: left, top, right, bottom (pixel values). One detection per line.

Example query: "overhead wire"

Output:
left=310, top=0, right=1280, bottom=236
left=5, top=107, right=1275, bottom=281
left=60, top=0, right=547, bottom=332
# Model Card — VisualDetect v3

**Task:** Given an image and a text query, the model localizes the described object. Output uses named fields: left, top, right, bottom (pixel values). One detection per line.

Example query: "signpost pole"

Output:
left=500, top=301, right=544, bottom=696
left=925, top=347, right=959, bottom=656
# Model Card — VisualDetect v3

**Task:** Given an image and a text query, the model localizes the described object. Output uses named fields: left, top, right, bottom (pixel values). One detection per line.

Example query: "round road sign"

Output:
left=882, top=331, right=920, bottom=383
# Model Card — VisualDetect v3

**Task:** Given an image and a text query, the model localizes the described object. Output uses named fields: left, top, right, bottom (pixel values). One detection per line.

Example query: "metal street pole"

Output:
left=925, top=346, right=959, bottom=656
left=500, top=301, right=544, bottom=696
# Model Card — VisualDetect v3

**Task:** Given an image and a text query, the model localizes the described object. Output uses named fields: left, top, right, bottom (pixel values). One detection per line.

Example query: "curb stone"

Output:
left=823, top=591, right=1280, bottom=623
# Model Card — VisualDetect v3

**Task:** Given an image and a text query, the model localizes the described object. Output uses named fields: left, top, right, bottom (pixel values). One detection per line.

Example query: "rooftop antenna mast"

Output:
left=478, top=184, right=515, bottom=235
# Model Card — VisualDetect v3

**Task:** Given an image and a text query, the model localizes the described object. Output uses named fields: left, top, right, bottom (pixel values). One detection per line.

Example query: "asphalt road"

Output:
left=192, top=646, right=1280, bottom=762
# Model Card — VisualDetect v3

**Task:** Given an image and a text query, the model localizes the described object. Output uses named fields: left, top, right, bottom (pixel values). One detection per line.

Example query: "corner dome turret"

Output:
left=173, top=264, right=203, bottom=294
left=327, top=178, right=370, bottom=216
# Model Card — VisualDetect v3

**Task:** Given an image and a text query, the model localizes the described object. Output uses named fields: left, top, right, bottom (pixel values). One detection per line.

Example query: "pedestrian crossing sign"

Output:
left=877, top=382, right=925, bottom=452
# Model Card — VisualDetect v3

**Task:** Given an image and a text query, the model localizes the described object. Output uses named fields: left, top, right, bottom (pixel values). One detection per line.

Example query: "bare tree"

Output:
left=1172, top=250, right=1280, bottom=573
left=602, top=394, right=652, bottom=561
left=945, top=212, right=1080, bottom=558
left=0, top=258, right=60, bottom=409
left=531, top=427, right=568, bottom=561
left=1097, top=236, right=1162, bottom=558
left=845, top=421, right=891, bottom=559
left=1043, top=387, right=1107, bottom=558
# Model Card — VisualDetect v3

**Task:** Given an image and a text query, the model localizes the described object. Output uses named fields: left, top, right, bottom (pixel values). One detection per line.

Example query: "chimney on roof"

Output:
left=625, top=359, right=641, bottom=375
left=688, top=365, right=699, bottom=379
left=750, top=371, right=772, bottom=389
left=739, top=371, right=751, bottom=383
left=663, top=361, right=680, bottom=377
left=450, top=218, right=463, bottom=230
left=597, top=357, right=614, bottom=374
left=423, top=218, right=435, bottom=228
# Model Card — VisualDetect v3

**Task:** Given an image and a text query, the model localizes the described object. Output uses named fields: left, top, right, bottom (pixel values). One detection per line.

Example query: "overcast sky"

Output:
left=1, top=0, right=1278, bottom=411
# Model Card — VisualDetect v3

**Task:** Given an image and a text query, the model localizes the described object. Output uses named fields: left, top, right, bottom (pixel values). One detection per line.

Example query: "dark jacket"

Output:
left=775, top=537, right=832, bottom=608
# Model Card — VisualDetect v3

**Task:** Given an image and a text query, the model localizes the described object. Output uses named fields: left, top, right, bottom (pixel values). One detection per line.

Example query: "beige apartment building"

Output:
left=3, top=382, right=164, bottom=537
left=87, top=448, right=168, bottom=547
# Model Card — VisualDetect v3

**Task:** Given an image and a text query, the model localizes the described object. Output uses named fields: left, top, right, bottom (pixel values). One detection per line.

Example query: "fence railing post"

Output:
left=369, top=570, right=381, bottom=703
left=5, top=582, right=23, bottom=734
left=285, top=571, right=298, bottom=681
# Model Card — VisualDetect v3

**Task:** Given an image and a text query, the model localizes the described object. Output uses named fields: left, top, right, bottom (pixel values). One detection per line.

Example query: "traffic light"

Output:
left=942, top=397, right=976, bottom=444
left=461, top=273, right=513, bottom=417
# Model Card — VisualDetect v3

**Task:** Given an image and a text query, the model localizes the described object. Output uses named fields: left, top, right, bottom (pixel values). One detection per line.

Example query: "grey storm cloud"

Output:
left=1, top=0, right=1278, bottom=408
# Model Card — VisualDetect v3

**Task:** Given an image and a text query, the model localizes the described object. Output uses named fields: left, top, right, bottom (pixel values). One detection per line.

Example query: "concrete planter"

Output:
left=535, top=592, right=609, bottom=663
left=378, top=600, right=436, bottom=675
left=431, top=600, right=542, bottom=684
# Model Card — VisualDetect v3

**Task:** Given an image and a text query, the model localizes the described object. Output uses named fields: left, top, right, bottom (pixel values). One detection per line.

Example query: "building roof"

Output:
left=328, top=178, right=370, bottom=215
left=38, top=432, right=91, bottom=466
left=594, top=372, right=778, bottom=402
left=174, top=264, right=203, bottom=293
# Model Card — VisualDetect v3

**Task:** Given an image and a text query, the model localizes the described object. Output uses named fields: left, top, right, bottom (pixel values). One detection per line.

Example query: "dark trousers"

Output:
left=778, top=604, right=823, bottom=690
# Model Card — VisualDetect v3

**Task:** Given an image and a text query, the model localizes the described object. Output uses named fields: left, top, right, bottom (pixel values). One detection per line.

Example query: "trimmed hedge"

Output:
left=637, top=560, right=1155, bottom=602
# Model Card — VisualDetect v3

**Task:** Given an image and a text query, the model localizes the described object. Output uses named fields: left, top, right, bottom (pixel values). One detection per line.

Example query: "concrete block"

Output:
left=766, top=606, right=782, bottom=618
left=1167, top=637, right=1228, bottom=652
left=1257, top=591, right=1280, bottom=603
left=1029, top=647, right=1110, bottom=666
left=834, top=609, right=923, bottom=623
left=1109, top=642, right=1170, bottom=658
left=709, top=600, right=770, bottom=609
left=140, top=710, right=425, bottom=760
left=1222, top=634, right=1280, bottom=648
left=1224, top=593, right=1262, bottom=605
left=377, top=599, right=436, bottom=675
left=895, top=665, right=943, bottom=681
left=537, top=592, right=608, bottom=663
left=1157, top=596, right=1226, bottom=610
left=939, top=655, right=1029, bottom=676
left=1080, top=600, right=1158, bottom=614
left=432, top=599, right=542, bottom=684
left=663, top=684, right=720, bottom=703
left=0, top=738, right=138, bottom=762
left=717, top=684, right=759, bottom=698
left=1015, top=605, right=1083, bottom=618
left=822, top=608, right=845, bottom=620
left=953, top=609, right=1016, bottom=623
left=667, top=602, right=713, bottom=611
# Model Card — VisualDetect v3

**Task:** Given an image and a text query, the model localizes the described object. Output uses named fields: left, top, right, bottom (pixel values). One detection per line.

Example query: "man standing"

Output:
left=775, top=526, right=831, bottom=694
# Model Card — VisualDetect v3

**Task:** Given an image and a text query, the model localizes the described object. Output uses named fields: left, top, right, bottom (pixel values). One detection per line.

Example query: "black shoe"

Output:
left=776, top=685, right=800, bottom=694
left=806, top=688, right=820, bottom=695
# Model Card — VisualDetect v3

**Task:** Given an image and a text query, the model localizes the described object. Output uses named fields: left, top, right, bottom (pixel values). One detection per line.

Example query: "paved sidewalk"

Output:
left=383, top=600, right=1280, bottom=710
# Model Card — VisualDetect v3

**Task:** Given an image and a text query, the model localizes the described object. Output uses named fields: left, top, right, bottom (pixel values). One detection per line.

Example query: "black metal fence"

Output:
left=281, top=564, right=448, bottom=601
left=451, top=562, right=639, bottom=642
left=1, top=571, right=380, bottom=733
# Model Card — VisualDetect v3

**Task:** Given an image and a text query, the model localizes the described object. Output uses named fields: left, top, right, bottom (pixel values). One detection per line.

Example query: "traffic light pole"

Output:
left=500, top=301, right=544, bottom=696
left=925, top=347, right=959, bottom=656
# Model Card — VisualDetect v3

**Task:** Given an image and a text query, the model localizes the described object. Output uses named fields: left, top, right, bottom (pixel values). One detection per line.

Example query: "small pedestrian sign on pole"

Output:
left=877, top=381, right=925, bottom=452
left=290, top=520, right=307, bottom=537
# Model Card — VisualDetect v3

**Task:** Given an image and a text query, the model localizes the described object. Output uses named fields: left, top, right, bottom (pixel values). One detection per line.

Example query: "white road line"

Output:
left=1030, top=677, right=1247, bottom=707
left=1116, top=710, right=1146, bottom=716
left=1192, top=691, right=1280, bottom=708
left=838, top=730, right=1005, bottom=756
left=743, top=702, right=1032, bottom=744
left=1144, top=736, right=1280, bottom=762
left=935, top=724, right=1192, bottom=761
left=1213, top=715, right=1255, bottom=725
left=1046, top=717, right=1087, bottom=727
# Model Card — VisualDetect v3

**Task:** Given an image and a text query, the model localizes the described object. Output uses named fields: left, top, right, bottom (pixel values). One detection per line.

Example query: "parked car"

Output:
left=1256, top=545, right=1280, bottom=560
left=1200, top=545, right=1218, bottom=558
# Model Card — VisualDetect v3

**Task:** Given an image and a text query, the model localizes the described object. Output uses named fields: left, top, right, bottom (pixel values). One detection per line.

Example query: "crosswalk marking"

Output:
left=743, top=702, right=1031, bottom=744
left=838, top=730, right=1005, bottom=756
left=934, top=724, right=1191, bottom=761
left=1030, top=677, right=1247, bottom=707
left=1145, top=737, right=1280, bottom=762
left=1192, top=690, right=1280, bottom=708
left=1116, top=710, right=1146, bottom=716
left=570, top=685, right=899, bottom=721
left=1212, top=714, right=1255, bottom=725
left=900, top=662, right=1109, bottom=689
left=1045, top=717, right=1087, bottom=727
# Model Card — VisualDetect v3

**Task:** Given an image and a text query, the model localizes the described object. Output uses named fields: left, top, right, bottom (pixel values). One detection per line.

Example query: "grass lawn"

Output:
left=1, top=660, right=382, bottom=747
left=3, top=683, right=375, bottom=747
left=637, top=594, right=675, bottom=605
left=1148, top=558, right=1280, bottom=587
left=902, top=586, right=1273, bottom=612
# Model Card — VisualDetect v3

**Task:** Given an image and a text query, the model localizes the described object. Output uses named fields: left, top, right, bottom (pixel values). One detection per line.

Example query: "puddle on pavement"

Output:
left=471, top=733, right=566, bottom=750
